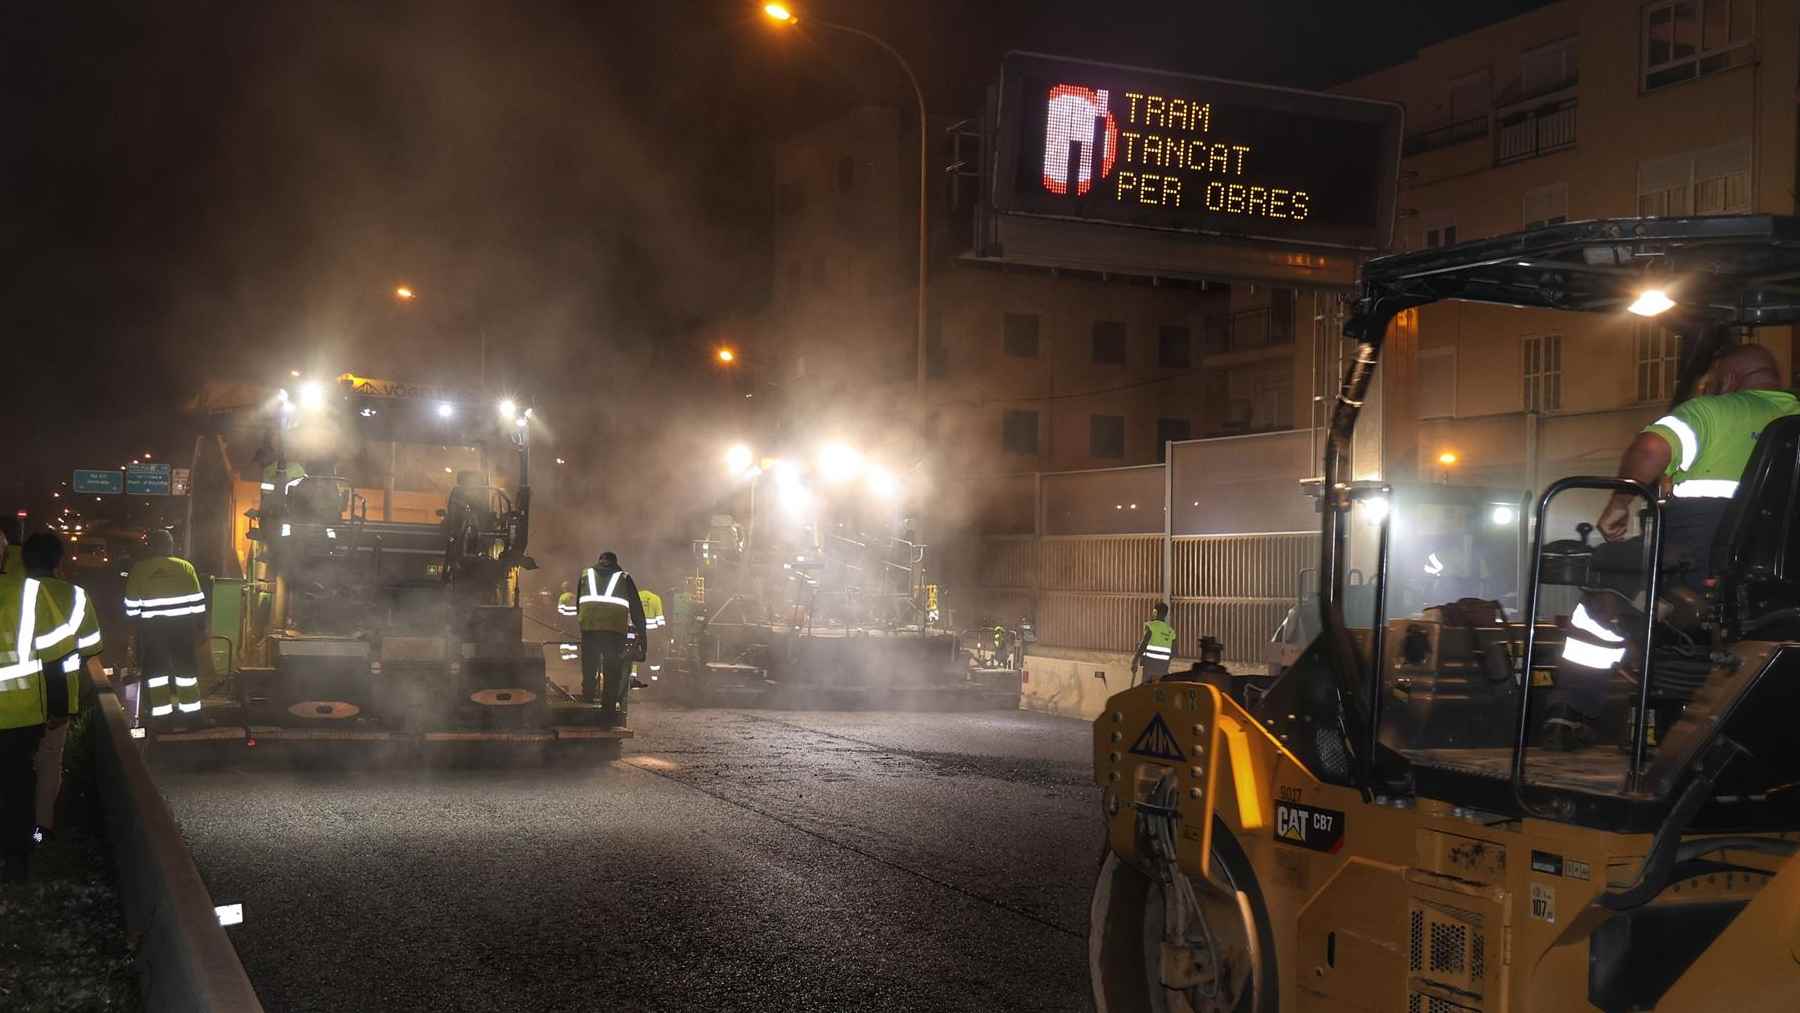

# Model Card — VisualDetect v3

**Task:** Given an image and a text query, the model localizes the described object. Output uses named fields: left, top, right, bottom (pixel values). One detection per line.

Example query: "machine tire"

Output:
left=1089, top=820, right=1277, bottom=1013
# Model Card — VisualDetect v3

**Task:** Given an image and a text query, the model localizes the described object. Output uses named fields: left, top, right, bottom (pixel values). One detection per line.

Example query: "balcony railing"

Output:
left=1403, top=115, right=1490, bottom=157
left=1496, top=96, right=1577, bottom=165
left=1200, top=306, right=1295, bottom=355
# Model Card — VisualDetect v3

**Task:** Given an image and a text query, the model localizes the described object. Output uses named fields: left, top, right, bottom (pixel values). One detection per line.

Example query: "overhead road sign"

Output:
left=74, top=469, right=125, bottom=495
left=992, top=52, right=1403, bottom=251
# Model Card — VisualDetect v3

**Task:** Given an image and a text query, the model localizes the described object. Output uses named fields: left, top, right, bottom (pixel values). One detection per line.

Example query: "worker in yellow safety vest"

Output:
left=125, top=529, right=207, bottom=726
left=575, top=551, right=647, bottom=723
left=1131, top=603, right=1177, bottom=685
left=0, top=519, right=76, bottom=881
left=556, top=581, right=579, bottom=662
left=637, top=587, right=666, bottom=686
left=22, top=533, right=102, bottom=845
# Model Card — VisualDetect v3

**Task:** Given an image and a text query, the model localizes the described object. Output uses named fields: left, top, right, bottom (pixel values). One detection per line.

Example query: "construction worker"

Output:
left=575, top=551, right=646, bottom=724
left=1548, top=344, right=1800, bottom=749
left=23, top=533, right=101, bottom=845
left=556, top=581, right=579, bottom=662
left=1131, top=603, right=1177, bottom=686
left=0, top=519, right=76, bottom=881
left=638, top=585, right=666, bottom=685
left=125, top=529, right=208, bottom=727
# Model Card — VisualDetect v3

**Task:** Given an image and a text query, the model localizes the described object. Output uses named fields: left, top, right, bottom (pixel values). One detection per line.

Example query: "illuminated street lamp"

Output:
left=763, top=4, right=929, bottom=406
left=395, top=285, right=416, bottom=301
left=717, top=347, right=736, bottom=364
left=1437, top=451, right=1458, bottom=466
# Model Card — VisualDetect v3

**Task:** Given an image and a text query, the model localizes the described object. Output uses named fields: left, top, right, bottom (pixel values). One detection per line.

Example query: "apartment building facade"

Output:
left=1338, top=0, right=1800, bottom=492
left=768, top=106, right=1323, bottom=479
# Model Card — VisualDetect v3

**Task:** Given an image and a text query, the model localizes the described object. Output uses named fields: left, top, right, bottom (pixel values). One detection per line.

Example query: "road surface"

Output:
left=153, top=703, right=1100, bottom=1012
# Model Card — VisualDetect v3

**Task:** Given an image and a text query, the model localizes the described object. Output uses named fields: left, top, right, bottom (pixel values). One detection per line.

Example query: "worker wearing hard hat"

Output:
left=125, top=529, right=207, bottom=726
left=575, top=551, right=647, bottom=724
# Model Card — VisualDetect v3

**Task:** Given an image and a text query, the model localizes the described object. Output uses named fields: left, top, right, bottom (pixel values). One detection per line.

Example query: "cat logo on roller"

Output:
left=1273, top=801, right=1346, bottom=853
left=1127, top=712, right=1185, bottom=763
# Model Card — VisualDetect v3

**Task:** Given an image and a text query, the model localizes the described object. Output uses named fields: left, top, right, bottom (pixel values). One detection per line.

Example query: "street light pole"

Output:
left=765, top=7, right=929, bottom=407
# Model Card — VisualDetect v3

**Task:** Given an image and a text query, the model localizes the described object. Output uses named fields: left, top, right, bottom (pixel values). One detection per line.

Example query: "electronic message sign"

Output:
left=993, top=53, right=1404, bottom=251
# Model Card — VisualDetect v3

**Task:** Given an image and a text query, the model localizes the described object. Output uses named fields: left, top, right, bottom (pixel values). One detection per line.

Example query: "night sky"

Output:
left=3, top=0, right=1551, bottom=508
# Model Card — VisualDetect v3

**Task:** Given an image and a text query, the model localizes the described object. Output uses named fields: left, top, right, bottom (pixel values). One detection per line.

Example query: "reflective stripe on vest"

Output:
left=1652, top=414, right=1700, bottom=472
left=579, top=569, right=630, bottom=608
left=1562, top=636, right=1625, bottom=670
left=1672, top=479, right=1739, bottom=499
left=34, top=585, right=86, bottom=651
left=1142, top=646, right=1173, bottom=660
left=125, top=590, right=207, bottom=619
left=1, top=580, right=44, bottom=689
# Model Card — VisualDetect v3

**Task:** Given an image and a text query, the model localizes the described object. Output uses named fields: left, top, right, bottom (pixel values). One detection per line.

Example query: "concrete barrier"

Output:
left=1019, top=649, right=1260, bottom=720
left=92, top=684, right=264, bottom=1012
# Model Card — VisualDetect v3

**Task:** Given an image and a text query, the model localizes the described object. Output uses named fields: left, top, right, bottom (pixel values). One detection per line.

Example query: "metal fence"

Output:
left=949, top=447, right=1323, bottom=666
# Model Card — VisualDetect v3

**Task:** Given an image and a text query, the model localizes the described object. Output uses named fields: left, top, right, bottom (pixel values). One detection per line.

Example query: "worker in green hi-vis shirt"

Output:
left=1548, top=344, right=1799, bottom=750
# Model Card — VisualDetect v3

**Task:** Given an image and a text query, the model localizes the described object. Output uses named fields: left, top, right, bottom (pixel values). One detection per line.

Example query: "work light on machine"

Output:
left=1628, top=288, right=1676, bottom=317
left=818, top=442, right=863, bottom=483
left=866, top=465, right=901, bottom=501
left=725, top=443, right=755, bottom=476
left=498, top=398, right=518, bottom=422
left=299, top=381, right=325, bottom=411
left=436, top=402, right=455, bottom=419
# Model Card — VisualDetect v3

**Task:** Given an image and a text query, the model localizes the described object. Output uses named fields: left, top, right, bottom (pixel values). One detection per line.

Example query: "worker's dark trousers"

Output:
left=139, top=619, right=202, bottom=721
left=0, top=724, right=45, bottom=882
left=580, top=631, right=629, bottom=711
left=1136, top=658, right=1170, bottom=686
left=1551, top=500, right=1729, bottom=719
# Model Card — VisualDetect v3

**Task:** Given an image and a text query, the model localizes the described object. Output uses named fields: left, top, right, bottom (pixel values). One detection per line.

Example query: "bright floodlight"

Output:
left=725, top=444, right=754, bottom=475
left=1364, top=496, right=1391, bottom=522
left=498, top=398, right=518, bottom=421
left=1491, top=505, right=1517, bottom=526
left=867, top=465, right=901, bottom=501
left=717, top=348, right=736, bottom=364
left=436, top=402, right=455, bottom=419
left=395, top=285, right=415, bottom=301
left=1628, top=288, right=1675, bottom=317
left=819, top=442, right=863, bottom=483
left=763, top=3, right=795, bottom=23
left=779, top=481, right=813, bottom=518
left=1437, top=451, right=1458, bottom=466
left=299, top=381, right=325, bottom=410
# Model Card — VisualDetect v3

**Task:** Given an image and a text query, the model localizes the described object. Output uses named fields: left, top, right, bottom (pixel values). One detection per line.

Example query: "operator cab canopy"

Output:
left=1259, top=215, right=1800, bottom=831
left=1357, top=214, right=1800, bottom=326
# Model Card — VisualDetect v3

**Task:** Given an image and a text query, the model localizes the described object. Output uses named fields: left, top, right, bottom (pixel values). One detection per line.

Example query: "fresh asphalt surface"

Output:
left=152, top=702, right=1100, bottom=1012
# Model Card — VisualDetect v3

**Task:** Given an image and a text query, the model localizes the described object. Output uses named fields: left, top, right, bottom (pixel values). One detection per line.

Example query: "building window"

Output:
left=1002, top=410, right=1039, bottom=456
left=1522, top=182, right=1568, bottom=229
left=1520, top=36, right=1578, bottom=96
left=1423, top=217, right=1458, bottom=248
left=1523, top=334, right=1562, bottom=412
left=1252, top=372, right=1293, bottom=431
left=1643, top=0, right=1753, bottom=91
left=1090, top=414, right=1125, bottom=458
left=1091, top=321, right=1126, bottom=365
left=1155, top=418, right=1191, bottom=461
left=1268, top=289, right=1296, bottom=344
left=1003, top=313, right=1040, bottom=358
left=1418, top=347, right=1457, bottom=419
left=836, top=155, right=856, bottom=193
left=1638, top=140, right=1751, bottom=216
left=1635, top=323, right=1683, bottom=403
left=1448, top=69, right=1490, bottom=123
left=1200, top=315, right=1230, bottom=356
left=777, top=180, right=805, bottom=217
left=1157, top=325, right=1191, bottom=368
